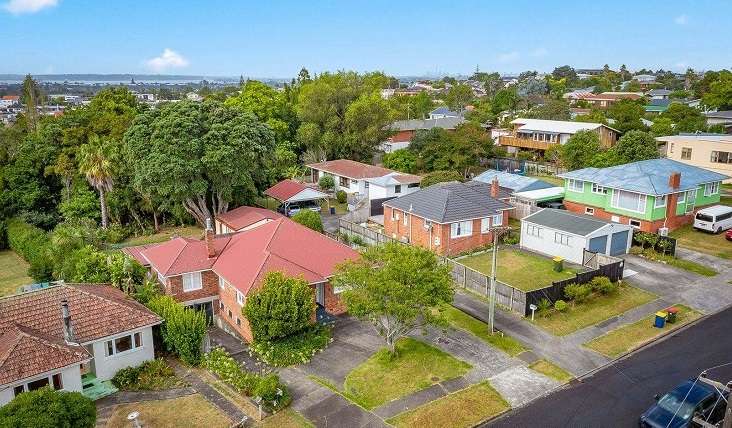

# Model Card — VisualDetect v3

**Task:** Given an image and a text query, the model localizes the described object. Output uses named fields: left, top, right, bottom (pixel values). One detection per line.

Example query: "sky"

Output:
left=2, top=0, right=731, bottom=78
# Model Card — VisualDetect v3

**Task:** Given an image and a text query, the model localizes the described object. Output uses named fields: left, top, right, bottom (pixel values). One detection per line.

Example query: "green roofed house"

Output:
left=558, top=158, right=728, bottom=233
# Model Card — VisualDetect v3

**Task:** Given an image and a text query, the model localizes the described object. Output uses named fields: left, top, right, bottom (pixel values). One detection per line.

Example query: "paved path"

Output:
left=173, top=364, right=249, bottom=425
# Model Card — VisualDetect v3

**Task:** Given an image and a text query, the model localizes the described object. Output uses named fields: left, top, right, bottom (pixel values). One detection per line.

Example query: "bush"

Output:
left=133, top=279, right=161, bottom=305
left=243, top=272, right=314, bottom=342
left=420, top=170, right=464, bottom=187
left=590, top=276, right=618, bottom=295
left=58, top=186, right=100, bottom=223
left=564, top=283, right=591, bottom=303
left=501, top=232, right=519, bottom=245
left=147, top=296, right=208, bottom=365
left=250, top=324, right=332, bottom=367
left=291, top=210, right=324, bottom=233
left=350, top=235, right=365, bottom=247
left=111, top=359, right=178, bottom=391
left=336, top=190, right=347, bottom=204
left=6, top=218, right=53, bottom=281
left=102, top=224, right=130, bottom=244
left=318, top=175, right=335, bottom=191
left=0, top=388, right=96, bottom=428
left=554, top=299, right=568, bottom=312
left=537, top=298, right=552, bottom=314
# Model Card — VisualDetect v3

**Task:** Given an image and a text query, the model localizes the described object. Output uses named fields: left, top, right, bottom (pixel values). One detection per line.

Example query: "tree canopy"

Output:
left=0, top=388, right=96, bottom=428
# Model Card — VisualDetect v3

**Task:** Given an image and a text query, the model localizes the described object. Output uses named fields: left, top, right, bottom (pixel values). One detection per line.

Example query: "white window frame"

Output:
left=450, top=221, right=473, bottom=238
left=654, top=195, right=666, bottom=208
left=568, top=179, right=584, bottom=193
left=585, top=207, right=595, bottom=215
left=13, top=373, right=65, bottom=397
left=218, top=275, right=226, bottom=290
left=611, top=189, right=647, bottom=214
left=403, top=213, right=408, bottom=225
left=182, top=272, right=203, bottom=292
left=704, top=182, right=720, bottom=197
left=105, top=331, right=143, bottom=358
left=236, top=291, right=244, bottom=306
left=480, top=218, right=490, bottom=234
left=492, top=214, right=503, bottom=227
left=629, top=219, right=642, bottom=229
left=527, top=225, right=542, bottom=237
left=157, top=272, right=166, bottom=286
left=677, top=192, right=686, bottom=204
left=591, top=183, right=607, bottom=194
left=554, top=232, right=570, bottom=246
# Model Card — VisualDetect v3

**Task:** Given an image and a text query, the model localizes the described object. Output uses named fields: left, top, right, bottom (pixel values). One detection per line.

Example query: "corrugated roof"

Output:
left=472, top=170, right=555, bottom=193
left=388, top=117, right=466, bottom=132
left=264, top=180, right=328, bottom=202
left=307, top=159, right=395, bottom=179
left=511, top=118, right=618, bottom=134
left=559, top=158, right=729, bottom=195
left=522, top=208, right=611, bottom=236
left=383, top=181, right=512, bottom=223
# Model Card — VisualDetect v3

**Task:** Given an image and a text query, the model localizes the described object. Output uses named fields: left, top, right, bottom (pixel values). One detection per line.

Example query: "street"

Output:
left=486, top=305, right=732, bottom=428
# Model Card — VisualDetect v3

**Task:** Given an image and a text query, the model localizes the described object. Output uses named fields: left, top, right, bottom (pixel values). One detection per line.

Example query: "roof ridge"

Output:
left=70, top=284, right=158, bottom=321
left=0, top=326, right=24, bottom=368
left=164, top=237, right=193, bottom=276
left=14, top=324, right=88, bottom=359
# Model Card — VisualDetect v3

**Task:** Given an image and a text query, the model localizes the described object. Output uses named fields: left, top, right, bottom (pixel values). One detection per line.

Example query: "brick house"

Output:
left=383, top=180, right=513, bottom=256
left=559, top=158, right=728, bottom=233
left=382, top=116, right=467, bottom=153
left=126, top=214, right=358, bottom=343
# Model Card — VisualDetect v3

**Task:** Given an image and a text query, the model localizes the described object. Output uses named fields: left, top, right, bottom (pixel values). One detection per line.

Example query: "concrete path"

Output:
left=489, top=366, right=561, bottom=408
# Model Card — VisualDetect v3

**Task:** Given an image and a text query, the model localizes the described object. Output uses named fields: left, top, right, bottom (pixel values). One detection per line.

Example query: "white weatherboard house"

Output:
left=520, top=209, right=633, bottom=264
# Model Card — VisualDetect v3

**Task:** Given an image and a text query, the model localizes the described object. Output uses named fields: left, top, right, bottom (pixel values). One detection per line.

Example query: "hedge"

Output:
left=146, top=295, right=208, bottom=365
left=0, top=388, right=96, bottom=428
left=6, top=218, right=53, bottom=281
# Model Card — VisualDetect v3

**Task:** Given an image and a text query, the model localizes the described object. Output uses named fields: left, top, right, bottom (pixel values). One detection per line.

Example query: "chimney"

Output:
left=490, top=177, right=500, bottom=199
left=60, top=299, right=76, bottom=344
left=205, top=218, right=216, bottom=258
left=669, top=172, right=681, bottom=189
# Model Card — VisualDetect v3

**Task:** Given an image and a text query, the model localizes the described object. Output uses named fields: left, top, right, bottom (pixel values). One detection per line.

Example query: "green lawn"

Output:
left=115, top=225, right=203, bottom=248
left=256, top=409, right=313, bottom=428
left=0, top=250, right=33, bottom=297
left=386, top=382, right=509, bottom=428
left=442, top=305, right=527, bottom=356
left=528, top=359, right=573, bottom=383
left=584, top=305, right=701, bottom=358
left=532, top=284, right=657, bottom=336
left=631, top=246, right=718, bottom=276
left=320, top=198, right=348, bottom=215
left=343, top=338, right=472, bottom=410
left=527, top=174, right=564, bottom=187
left=670, top=225, right=732, bottom=260
left=458, top=249, right=579, bottom=292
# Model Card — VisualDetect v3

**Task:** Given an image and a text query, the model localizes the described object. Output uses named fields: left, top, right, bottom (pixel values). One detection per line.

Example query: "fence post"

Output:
left=485, top=275, right=489, bottom=296
left=463, top=266, right=467, bottom=288
left=509, top=287, right=514, bottom=311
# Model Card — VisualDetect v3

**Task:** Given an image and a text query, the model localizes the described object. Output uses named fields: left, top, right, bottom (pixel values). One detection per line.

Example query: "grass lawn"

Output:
left=442, top=305, right=527, bottom=356
left=532, top=284, right=657, bottom=336
left=670, top=224, right=732, bottom=260
left=584, top=304, right=701, bottom=358
left=0, top=250, right=33, bottom=297
left=115, top=225, right=203, bottom=248
left=458, top=248, right=579, bottom=292
left=321, top=198, right=348, bottom=215
left=386, top=382, right=509, bottom=428
left=527, top=174, right=564, bottom=187
left=105, top=394, right=231, bottom=428
left=528, top=359, right=573, bottom=383
left=256, top=409, right=313, bottom=428
left=343, top=337, right=472, bottom=410
left=631, top=246, right=718, bottom=276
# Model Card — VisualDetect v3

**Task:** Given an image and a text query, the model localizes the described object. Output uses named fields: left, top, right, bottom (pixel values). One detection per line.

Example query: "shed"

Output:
left=520, top=209, right=633, bottom=264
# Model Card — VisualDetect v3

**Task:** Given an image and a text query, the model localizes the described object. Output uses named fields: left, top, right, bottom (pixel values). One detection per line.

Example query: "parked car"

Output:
left=277, top=200, right=322, bottom=217
left=639, top=379, right=728, bottom=428
left=725, top=228, right=732, bottom=241
left=538, top=201, right=565, bottom=210
left=693, top=205, right=732, bottom=234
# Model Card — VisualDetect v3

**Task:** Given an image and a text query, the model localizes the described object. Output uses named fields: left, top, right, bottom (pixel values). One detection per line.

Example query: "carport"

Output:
left=264, top=179, right=329, bottom=216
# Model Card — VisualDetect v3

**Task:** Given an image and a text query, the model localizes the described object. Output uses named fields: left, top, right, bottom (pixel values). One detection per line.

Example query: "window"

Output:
left=228, top=310, right=232, bottom=318
left=591, top=183, right=607, bottom=194
left=219, top=302, right=224, bottom=310
left=52, top=373, right=63, bottom=390
left=585, top=207, right=595, bottom=215
left=711, top=151, right=732, bottom=164
left=403, top=213, right=408, bottom=225
left=134, top=332, right=142, bottom=348
left=364, top=181, right=369, bottom=188
left=390, top=209, right=396, bottom=221
left=114, top=335, right=133, bottom=354
left=629, top=219, right=641, bottom=229
left=339, top=176, right=349, bottom=187
left=669, top=142, right=674, bottom=154
left=236, top=318, right=241, bottom=326
left=526, top=225, right=542, bottom=237
left=408, top=183, right=419, bottom=188
left=182, top=272, right=203, bottom=292
left=218, top=275, right=225, bottom=290
left=492, top=214, right=503, bottom=227
left=704, top=182, right=720, bottom=196
left=568, top=179, right=584, bottom=192
left=450, top=221, right=472, bottom=238
left=681, top=147, right=692, bottom=160
left=611, top=189, right=646, bottom=213
left=554, top=232, right=570, bottom=246
left=677, top=192, right=686, bottom=204
left=394, top=185, right=402, bottom=194
left=105, top=332, right=143, bottom=357
left=654, top=195, right=666, bottom=208
left=236, top=291, right=244, bottom=306
left=27, top=377, right=49, bottom=391
left=481, top=218, right=490, bottom=233
left=13, top=385, right=24, bottom=397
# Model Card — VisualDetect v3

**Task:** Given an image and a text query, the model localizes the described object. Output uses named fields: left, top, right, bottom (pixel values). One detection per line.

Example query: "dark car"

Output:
left=639, top=380, right=728, bottom=428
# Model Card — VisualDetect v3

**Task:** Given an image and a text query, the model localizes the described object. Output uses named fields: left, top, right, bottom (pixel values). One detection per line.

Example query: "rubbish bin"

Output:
left=553, top=256, right=564, bottom=272
left=665, top=307, right=679, bottom=323
left=654, top=311, right=668, bottom=328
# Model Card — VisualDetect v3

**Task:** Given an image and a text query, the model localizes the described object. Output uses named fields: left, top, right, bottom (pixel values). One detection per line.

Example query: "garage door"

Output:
left=588, top=235, right=607, bottom=253
left=609, top=230, right=630, bottom=255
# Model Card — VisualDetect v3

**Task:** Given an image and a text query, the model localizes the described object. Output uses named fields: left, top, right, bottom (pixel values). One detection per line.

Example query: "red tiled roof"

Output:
left=121, top=244, right=159, bottom=267
left=307, top=159, right=395, bottom=179
left=0, top=325, right=91, bottom=386
left=265, top=179, right=307, bottom=201
left=216, top=206, right=284, bottom=232
left=1, top=96, right=19, bottom=101
left=142, top=236, right=231, bottom=276
left=576, top=93, right=642, bottom=101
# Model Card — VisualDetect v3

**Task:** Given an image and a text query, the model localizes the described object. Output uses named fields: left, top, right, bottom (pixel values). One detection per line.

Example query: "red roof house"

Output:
left=215, top=205, right=284, bottom=233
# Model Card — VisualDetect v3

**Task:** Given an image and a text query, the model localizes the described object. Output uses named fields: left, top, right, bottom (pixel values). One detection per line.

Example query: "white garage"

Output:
left=520, top=209, right=633, bottom=264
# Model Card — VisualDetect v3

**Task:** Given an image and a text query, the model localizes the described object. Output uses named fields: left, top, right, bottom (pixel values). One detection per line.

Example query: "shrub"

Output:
left=502, top=233, right=519, bottom=245
left=102, top=224, right=130, bottom=244
left=147, top=296, right=208, bottom=365
left=554, top=299, right=568, bottom=312
left=420, top=170, right=464, bottom=187
left=0, top=388, right=96, bottom=428
left=58, top=186, right=100, bottom=223
left=537, top=298, right=552, bottom=314
left=318, top=175, right=335, bottom=191
left=656, top=238, right=673, bottom=255
left=6, top=218, right=53, bottom=281
left=250, top=324, right=331, bottom=367
left=350, top=235, right=365, bottom=247
left=243, top=272, right=314, bottom=342
left=590, top=276, right=618, bottom=295
left=564, top=283, right=591, bottom=303
left=111, top=359, right=177, bottom=391
left=336, top=190, right=347, bottom=204
left=133, top=279, right=161, bottom=305
left=338, top=232, right=351, bottom=245
left=291, top=210, right=324, bottom=233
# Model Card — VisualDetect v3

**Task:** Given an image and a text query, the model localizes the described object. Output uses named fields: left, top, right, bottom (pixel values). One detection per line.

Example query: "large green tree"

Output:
left=560, top=130, right=602, bottom=170
left=607, top=99, right=646, bottom=133
left=611, top=130, right=659, bottom=164
left=445, top=84, right=474, bottom=111
left=77, top=136, right=114, bottom=229
left=702, top=70, right=732, bottom=111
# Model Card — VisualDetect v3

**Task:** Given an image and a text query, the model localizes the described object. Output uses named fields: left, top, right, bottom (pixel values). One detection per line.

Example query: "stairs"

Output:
left=81, top=373, right=118, bottom=401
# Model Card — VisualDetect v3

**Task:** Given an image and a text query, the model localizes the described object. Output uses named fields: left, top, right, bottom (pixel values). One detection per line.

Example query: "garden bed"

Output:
left=111, top=358, right=186, bottom=391
left=250, top=324, right=332, bottom=367
left=630, top=246, right=717, bottom=276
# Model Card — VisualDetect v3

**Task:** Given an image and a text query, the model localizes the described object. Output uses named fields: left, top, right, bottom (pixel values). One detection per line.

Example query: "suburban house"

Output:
left=307, top=159, right=421, bottom=215
left=0, top=95, right=20, bottom=108
left=473, top=170, right=556, bottom=193
left=632, top=74, right=657, bottom=88
left=383, top=180, right=513, bottom=256
left=382, top=116, right=467, bottom=152
left=559, top=158, right=728, bottom=233
left=498, top=118, right=620, bottom=153
left=520, top=208, right=633, bottom=264
left=705, top=111, right=732, bottom=134
left=215, top=205, right=285, bottom=234
left=658, top=134, right=732, bottom=182
left=429, top=106, right=462, bottom=119
left=0, top=284, right=161, bottom=406
left=569, top=92, right=643, bottom=109
left=127, top=216, right=358, bottom=342
left=648, top=89, right=672, bottom=100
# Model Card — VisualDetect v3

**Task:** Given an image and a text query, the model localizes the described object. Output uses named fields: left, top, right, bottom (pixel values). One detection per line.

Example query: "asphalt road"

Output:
left=486, top=305, right=732, bottom=428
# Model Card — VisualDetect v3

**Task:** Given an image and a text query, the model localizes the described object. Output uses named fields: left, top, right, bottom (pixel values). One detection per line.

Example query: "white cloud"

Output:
left=674, top=14, right=688, bottom=25
left=145, top=48, right=189, bottom=72
left=3, top=0, right=57, bottom=14
left=497, top=51, right=520, bottom=63
left=530, top=48, right=549, bottom=57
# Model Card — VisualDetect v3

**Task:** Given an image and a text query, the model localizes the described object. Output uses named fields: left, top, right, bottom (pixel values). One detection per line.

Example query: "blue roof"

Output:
left=473, top=170, right=555, bottom=193
left=559, top=158, right=729, bottom=196
left=430, top=106, right=460, bottom=117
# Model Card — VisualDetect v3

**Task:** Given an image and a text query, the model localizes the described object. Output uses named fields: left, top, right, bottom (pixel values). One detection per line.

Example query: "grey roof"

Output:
left=430, top=106, right=461, bottom=117
left=522, top=209, right=612, bottom=236
left=647, top=99, right=671, bottom=107
left=559, top=158, right=729, bottom=196
left=706, top=111, right=732, bottom=119
left=648, top=89, right=672, bottom=96
left=388, top=116, right=466, bottom=131
left=383, top=181, right=512, bottom=223
left=472, top=170, right=555, bottom=193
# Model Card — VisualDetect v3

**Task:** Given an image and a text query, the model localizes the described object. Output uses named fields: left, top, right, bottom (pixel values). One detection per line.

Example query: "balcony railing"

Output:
left=498, top=135, right=556, bottom=150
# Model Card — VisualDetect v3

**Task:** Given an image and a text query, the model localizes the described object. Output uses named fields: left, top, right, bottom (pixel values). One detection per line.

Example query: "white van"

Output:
left=693, top=205, right=732, bottom=233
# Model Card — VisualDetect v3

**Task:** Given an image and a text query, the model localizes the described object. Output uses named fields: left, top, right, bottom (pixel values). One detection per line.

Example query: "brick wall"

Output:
left=564, top=200, right=698, bottom=233
left=322, top=282, right=347, bottom=315
left=165, top=270, right=219, bottom=304
left=217, top=280, right=253, bottom=342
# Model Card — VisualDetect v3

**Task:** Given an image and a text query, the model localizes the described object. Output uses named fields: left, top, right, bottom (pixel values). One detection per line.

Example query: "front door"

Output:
left=315, top=283, right=325, bottom=307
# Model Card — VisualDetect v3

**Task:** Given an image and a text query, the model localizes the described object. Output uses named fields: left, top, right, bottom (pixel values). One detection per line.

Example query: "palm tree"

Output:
left=78, top=136, right=114, bottom=229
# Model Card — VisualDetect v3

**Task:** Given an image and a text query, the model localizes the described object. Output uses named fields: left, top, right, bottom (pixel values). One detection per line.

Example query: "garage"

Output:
left=520, top=209, right=633, bottom=264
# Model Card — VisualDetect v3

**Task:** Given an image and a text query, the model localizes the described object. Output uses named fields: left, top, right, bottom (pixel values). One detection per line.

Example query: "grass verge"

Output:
left=386, top=382, right=509, bottom=428
left=256, top=409, right=314, bottom=428
left=343, top=337, right=471, bottom=410
left=0, top=250, right=33, bottom=296
left=584, top=304, right=701, bottom=358
left=442, top=305, right=526, bottom=356
left=105, top=394, right=232, bottom=428
left=528, top=359, right=573, bottom=383
left=670, top=225, right=732, bottom=260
